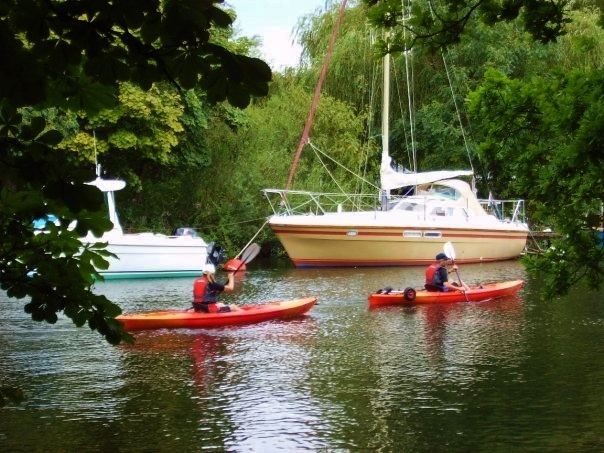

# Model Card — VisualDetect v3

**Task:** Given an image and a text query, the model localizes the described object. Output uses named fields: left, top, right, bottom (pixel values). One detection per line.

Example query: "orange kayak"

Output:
left=368, top=280, right=524, bottom=308
left=117, top=297, right=317, bottom=331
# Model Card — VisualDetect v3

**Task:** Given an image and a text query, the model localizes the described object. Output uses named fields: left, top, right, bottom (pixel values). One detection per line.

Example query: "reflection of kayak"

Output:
left=368, top=280, right=524, bottom=308
left=117, top=297, right=317, bottom=331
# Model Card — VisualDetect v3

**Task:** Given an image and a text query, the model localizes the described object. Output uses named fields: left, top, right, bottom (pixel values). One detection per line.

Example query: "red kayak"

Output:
left=368, top=280, right=524, bottom=308
left=117, top=297, right=317, bottom=331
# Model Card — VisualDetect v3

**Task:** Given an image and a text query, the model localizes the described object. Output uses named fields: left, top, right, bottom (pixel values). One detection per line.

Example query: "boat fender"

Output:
left=403, top=287, right=417, bottom=301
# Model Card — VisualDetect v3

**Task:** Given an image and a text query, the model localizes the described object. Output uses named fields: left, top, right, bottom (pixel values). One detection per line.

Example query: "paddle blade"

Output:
left=240, top=243, right=261, bottom=264
left=443, top=241, right=456, bottom=260
left=223, top=244, right=261, bottom=274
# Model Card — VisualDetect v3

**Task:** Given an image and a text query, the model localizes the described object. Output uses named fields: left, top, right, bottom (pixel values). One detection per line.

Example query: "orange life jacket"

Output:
left=425, top=263, right=447, bottom=291
left=425, top=263, right=440, bottom=286
left=193, top=277, right=221, bottom=303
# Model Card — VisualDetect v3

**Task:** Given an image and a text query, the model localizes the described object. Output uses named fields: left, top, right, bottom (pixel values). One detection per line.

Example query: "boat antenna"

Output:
left=93, top=129, right=101, bottom=178
left=285, top=0, right=348, bottom=191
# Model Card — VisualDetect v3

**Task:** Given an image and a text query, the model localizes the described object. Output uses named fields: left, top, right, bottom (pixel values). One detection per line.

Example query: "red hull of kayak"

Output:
left=117, top=297, right=317, bottom=331
left=368, top=280, right=524, bottom=308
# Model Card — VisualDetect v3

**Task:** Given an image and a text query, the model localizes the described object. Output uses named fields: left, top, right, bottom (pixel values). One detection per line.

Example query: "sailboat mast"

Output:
left=382, top=52, right=390, bottom=179
left=380, top=52, right=391, bottom=209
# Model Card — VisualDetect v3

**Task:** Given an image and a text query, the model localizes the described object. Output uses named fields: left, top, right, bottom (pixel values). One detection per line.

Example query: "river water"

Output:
left=2, top=260, right=604, bottom=452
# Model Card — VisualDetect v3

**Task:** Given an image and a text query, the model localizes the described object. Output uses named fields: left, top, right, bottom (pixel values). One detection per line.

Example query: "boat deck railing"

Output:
left=479, top=198, right=527, bottom=224
left=263, top=188, right=527, bottom=224
left=263, top=189, right=381, bottom=215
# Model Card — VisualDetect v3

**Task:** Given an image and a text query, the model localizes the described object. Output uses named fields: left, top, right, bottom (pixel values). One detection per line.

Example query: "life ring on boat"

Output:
left=403, top=287, right=417, bottom=301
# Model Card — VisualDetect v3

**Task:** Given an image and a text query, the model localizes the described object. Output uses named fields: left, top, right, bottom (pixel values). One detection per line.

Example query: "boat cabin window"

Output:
left=427, top=185, right=459, bottom=200
left=428, top=206, right=469, bottom=218
left=390, top=201, right=423, bottom=212
left=430, top=207, right=449, bottom=217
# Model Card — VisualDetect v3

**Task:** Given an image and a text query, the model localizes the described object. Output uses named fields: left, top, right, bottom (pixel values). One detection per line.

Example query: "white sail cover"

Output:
left=380, top=154, right=473, bottom=191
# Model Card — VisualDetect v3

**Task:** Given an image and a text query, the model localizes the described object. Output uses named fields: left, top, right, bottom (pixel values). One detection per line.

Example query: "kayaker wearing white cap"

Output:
left=192, top=263, right=239, bottom=312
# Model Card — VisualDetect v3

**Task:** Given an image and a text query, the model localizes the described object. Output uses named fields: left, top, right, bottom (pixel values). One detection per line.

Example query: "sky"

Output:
left=225, top=0, right=328, bottom=70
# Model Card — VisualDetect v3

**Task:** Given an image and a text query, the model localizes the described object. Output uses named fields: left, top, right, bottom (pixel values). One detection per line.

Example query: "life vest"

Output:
left=193, top=276, right=221, bottom=303
left=425, top=263, right=447, bottom=291
left=425, top=263, right=440, bottom=286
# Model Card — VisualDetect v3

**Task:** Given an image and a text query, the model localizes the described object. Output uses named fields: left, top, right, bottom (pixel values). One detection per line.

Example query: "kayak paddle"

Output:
left=230, top=243, right=261, bottom=274
left=443, top=241, right=468, bottom=301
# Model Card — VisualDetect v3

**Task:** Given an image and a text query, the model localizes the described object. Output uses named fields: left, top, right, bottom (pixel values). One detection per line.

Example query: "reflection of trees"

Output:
left=116, top=331, right=232, bottom=450
left=216, top=319, right=320, bottom=451
left=118, top=318, right=320, bottom=450
left=303, top=296, right=523, bottom=451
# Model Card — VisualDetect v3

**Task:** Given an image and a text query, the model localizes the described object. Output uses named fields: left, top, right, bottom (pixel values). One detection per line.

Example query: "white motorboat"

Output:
left=84, top=176, right=208, bottom=279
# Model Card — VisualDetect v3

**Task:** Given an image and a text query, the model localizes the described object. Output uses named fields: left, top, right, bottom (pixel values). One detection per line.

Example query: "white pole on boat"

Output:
left=93, top=130, right=101, bottom=178
left=381, top=50, right=390, bottom=212
left=404, top=48, right=417, bottom=174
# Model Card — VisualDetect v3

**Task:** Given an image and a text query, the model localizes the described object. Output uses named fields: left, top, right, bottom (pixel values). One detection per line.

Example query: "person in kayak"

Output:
left=192, top=264, right=239, bottom=313
left=425, top=252, right=469, bottom=292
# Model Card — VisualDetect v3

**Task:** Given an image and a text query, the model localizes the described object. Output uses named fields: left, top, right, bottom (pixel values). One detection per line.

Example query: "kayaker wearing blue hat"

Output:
left=192, top=263, right=239, bottom=313
left=425, top=252, right=468, bottom=292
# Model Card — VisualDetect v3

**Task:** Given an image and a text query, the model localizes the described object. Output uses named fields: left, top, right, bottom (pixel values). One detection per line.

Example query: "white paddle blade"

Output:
left=240, top=243, right=261, bottom=264
left=443, top=241, right=456, bottom=260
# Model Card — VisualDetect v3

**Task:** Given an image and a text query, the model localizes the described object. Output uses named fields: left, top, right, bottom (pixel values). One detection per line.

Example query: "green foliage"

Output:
left=461, top=10, right=604, bottom=294
left=0, top=0, right=271, bottom=113
left=154, top=73, right=373, bottom=254
left=298, top=2, right=376, bottom=116
left=0, top=0, right=272, bottom=357
left=58, top=82, right=187, bottom=170
left=468, top=66, right=604, bottom=296
left=364, top=0, right=572, bottom=52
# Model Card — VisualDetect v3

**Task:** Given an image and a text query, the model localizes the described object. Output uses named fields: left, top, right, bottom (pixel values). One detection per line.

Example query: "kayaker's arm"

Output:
left=448, top=265, right=470, bottom=291
left=222, top=272, right=235, bottom=292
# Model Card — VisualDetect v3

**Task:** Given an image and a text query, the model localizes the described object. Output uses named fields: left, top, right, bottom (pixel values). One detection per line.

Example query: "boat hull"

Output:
left=116, top=297, right=317, bottom=331
left=368, top=280, right=524, bottom=307
left=86, top=233, right=208, bottom=279
left=270, top=219, right=528, bottom=267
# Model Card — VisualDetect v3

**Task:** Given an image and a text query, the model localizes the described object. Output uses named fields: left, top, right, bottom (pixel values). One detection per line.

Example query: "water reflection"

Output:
left=2, top=260, right=604, bottom=451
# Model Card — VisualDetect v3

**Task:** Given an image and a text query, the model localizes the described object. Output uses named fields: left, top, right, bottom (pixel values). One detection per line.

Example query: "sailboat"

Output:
left=82, top=170, right=209, bottom=279
left=262, top=4, right=528, bottom=268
